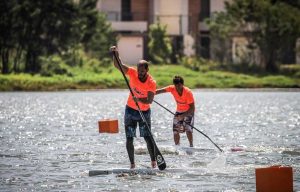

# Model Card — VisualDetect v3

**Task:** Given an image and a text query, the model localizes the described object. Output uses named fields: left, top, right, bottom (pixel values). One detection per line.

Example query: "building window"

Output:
left=200, top=0, right=210, bottom=21
left=200, top=35, right=210, bottom=59
left=121, top=0, right=132, bottom=21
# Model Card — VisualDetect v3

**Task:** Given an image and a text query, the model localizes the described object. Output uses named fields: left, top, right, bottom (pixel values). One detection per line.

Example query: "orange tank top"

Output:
left=126, top=67, right=156, bottom=111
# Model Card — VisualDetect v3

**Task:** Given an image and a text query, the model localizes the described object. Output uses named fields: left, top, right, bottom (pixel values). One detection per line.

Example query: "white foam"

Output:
left=207, top=153, right=227, bottom=170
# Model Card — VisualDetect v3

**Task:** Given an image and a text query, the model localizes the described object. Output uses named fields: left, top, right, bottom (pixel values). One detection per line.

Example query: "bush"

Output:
left=83, top=58, right=111, bottom=73
left=99, top=58, right=111, bottom=68
left=148, top=23, right=172, bottom=64
left=179, top=56, right=221, bottom=72
left=62, top=46, right=85, bottom=67
left=280, top=64, right=300, bottom=76
left=40, top=56, right=72, bottom=77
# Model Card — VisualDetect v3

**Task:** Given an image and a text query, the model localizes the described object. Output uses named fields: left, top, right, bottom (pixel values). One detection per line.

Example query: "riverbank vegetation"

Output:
left=1, top=0, right=300, bottom=91
left=1, top=62, right=299, bottom=91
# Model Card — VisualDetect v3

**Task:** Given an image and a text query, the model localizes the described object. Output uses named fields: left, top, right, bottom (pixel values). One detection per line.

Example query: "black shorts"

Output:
left=124, top=106, right=151, bottom=137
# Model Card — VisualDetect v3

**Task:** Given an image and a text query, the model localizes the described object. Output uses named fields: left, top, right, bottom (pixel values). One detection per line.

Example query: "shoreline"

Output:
left=1, top=88, right=300, bottom=93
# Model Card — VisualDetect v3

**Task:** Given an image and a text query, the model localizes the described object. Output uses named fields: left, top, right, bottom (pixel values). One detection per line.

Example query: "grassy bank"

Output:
left=0, top=65, right=299, bottom=91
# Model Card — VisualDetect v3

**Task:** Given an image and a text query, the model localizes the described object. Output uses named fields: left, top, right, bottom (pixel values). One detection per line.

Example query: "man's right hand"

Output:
left=110, top=45, right=129, bottom=73
left=110, top=46, right=119, bottom=57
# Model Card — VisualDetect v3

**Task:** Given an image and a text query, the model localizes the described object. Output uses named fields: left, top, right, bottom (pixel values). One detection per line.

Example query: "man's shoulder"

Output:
left=167, top=85, right=175, bottom=90
left=184, top=86, right=193, bottom=94
left=127, top=67, right=137, bottom=77
left=128, top=67, right=136, bottom=73
left=147, top=74, right=156, bottom=85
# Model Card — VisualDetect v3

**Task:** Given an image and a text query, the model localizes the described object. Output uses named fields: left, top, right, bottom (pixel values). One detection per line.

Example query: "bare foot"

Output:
left=130, top=163, right=135, bottom=169
left=151, top=161, right=156, bottom=168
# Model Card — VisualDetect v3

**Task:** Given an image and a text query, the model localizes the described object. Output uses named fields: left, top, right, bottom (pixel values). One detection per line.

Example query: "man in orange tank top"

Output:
left=110, top=46, right=157, bottom=169
left=156, top=76, right=195, bottom=147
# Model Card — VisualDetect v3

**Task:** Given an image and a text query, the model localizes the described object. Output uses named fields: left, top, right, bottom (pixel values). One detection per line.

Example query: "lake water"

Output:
left=0, top=90, right=299, bottom=191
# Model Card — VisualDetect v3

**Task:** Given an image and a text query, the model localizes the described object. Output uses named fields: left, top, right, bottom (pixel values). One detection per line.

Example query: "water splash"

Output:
left=207, top=153, right=227, bottom=170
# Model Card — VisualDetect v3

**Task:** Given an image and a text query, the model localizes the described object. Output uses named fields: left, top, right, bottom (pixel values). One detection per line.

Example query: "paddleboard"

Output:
left=135, top=145, right=210, bottom=155
left=88, top=168, right=185, bottom=176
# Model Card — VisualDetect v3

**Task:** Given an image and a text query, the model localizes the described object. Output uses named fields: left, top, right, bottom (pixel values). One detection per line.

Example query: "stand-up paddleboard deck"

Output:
left=89, top=168, right=186, bottom=176
left=135, top=145, right=214, bottom=155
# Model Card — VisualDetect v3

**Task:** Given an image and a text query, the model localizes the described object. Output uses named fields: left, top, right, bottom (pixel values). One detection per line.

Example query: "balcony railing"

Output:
left=110, top=21, right=148, bottom=33
left=102, top=11, right=214, bottom=34
left=103, top=11, right=213, bottom=22
left=102, top=11, right=148, bottom=21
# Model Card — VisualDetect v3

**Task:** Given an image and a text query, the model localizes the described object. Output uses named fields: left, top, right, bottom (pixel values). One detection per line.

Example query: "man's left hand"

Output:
left=133, top=96, right=139, bottom=103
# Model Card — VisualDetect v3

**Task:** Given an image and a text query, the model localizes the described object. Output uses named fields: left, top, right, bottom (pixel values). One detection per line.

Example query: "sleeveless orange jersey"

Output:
left=126, top=67, right=156, bottom=111
left=165, top=85, right=194, bottom=112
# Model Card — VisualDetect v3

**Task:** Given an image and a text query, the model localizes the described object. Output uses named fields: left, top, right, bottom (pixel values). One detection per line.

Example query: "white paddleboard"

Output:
left=88, top=168, right=185, bottom=176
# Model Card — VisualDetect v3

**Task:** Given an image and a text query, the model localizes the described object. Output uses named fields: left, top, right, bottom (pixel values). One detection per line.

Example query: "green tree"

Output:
left=148, top=23, right=172, bottom=64
left=82, top=13, right=116, bottom=60
left=62, top=0, right=116, bottom=67
left=0, top=0, right=116, bottom=74
left=207, top=0, right=300, bottom=72
left=0, top=0, right=18, bottom=74
left=206, top=12, right=236, bottom=64
left=0, top=0, right=81, bottom=73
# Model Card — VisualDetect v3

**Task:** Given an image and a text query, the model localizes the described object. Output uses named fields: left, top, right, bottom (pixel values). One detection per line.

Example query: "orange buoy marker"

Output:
left=98, top=119, right=119, bottom=133
left=255, top=165, right=293, bottom=192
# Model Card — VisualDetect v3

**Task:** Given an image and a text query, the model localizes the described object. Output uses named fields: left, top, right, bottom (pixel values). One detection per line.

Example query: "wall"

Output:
left=117, top=36, right=144, bottom=65
left=189, top=0, right=200, bottom=36
left=153, top=0, right=188, bottom=35
left=210, top=0, right=226, bottom=14
left=97, top=0, right=121, bottom=21
left=131, top=0, right=149, bottom=21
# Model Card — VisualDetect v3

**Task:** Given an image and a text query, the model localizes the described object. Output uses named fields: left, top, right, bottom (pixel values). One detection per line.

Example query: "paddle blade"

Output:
left=156, top=153, right=166, bottom=170
left=158, top=162, right=166, bottom=170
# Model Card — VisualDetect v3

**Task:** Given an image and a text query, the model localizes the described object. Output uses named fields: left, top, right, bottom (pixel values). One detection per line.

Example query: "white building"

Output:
left=97, top=0, right=230, bottom=64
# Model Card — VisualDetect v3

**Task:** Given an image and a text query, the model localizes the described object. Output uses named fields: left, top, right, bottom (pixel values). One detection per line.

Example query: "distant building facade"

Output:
left=97, top=0, right=298, bottom=65
left=96, top=0, right=225, bottom=64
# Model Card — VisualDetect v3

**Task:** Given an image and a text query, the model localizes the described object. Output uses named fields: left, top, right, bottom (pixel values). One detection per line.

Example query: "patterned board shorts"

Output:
left=173, top=112, right=194, bottom=133
left=124, top=105, right=152, bottom=137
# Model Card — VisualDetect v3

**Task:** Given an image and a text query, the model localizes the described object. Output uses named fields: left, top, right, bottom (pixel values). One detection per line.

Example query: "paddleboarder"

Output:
left=156, top=76, right=195, bottom=147
left=110, top=46, right=157, bottom=169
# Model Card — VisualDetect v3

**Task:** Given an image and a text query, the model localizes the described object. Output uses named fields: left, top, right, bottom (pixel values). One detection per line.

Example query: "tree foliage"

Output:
left=206, top=12, right=236, bottom=64
left=0, top=0, right=116, bottom=74
left=207, top=0, right=300, bottom=72
left=83, top=13, right=116, bottom=60
left=148, top=23, right=172, bottom=64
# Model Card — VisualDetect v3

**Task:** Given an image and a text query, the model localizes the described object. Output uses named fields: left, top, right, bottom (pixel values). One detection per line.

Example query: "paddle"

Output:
left=112, top=51, right=166, bottom=170
left=153, top=99, right=224, bottom=153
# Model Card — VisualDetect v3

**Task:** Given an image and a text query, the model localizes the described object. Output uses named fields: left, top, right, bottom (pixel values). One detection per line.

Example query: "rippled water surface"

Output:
left=0, top=90, right=299, bottom=191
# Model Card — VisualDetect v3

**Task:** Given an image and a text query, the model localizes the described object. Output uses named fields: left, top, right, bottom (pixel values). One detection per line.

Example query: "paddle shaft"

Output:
left=153, top=99, right=224, bottom=152
left=112, top=52, right=166, bottom=169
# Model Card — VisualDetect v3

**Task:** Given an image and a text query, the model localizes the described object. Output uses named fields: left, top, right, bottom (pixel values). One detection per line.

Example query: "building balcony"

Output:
left=103, top=11, right=148, bottom=22
left=102, top=11, right=148, bottom=33
left=111, top=21, right=147, bottom=33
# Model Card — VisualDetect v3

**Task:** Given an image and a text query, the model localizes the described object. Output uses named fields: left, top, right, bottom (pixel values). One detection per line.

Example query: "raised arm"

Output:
left=110, top=46, right=129, bottom=73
